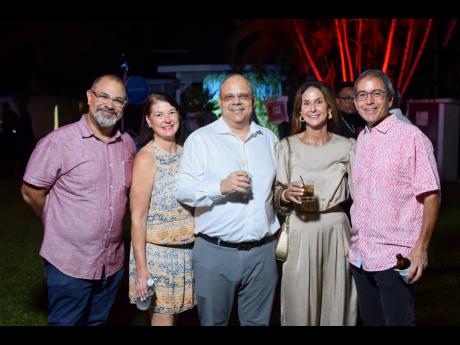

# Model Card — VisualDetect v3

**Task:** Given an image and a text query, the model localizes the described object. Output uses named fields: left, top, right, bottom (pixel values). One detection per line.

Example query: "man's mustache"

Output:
left=96, top=107, right=117, bottom=115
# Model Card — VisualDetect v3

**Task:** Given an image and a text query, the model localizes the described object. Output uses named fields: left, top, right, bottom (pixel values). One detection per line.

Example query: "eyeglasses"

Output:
left=355, top=90, right=387, bottom=102
left=220, top=93, right=253, bottom=102
left=89, top=89, right=127, bottom=108
left=337, top=96, right=354, bottom=103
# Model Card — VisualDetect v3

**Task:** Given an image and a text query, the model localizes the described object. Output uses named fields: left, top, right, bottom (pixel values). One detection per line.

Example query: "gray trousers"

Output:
left=192, top=236, right=278, bottom=326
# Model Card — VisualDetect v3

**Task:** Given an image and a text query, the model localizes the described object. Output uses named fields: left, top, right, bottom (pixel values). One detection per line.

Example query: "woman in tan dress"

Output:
left=274, top=80, right=357, bottom=326
left=129, top=93, right=195, bottom=326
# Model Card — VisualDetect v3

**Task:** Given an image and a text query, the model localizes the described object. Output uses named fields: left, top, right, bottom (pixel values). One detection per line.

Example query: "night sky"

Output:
left=0, top=20, right=237, bottom=97
left=1, top=16, right=459, bottom=100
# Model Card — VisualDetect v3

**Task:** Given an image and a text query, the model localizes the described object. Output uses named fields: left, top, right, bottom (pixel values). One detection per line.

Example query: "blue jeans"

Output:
left=44, top=260, right=124, bottom=326
left=350, top=264, right=415, bottom=326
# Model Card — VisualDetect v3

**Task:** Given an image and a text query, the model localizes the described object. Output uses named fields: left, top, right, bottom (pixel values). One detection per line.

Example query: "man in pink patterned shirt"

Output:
left=349, top=69, right=440, bottom=326
left=21, top=75, right=136, bottom=325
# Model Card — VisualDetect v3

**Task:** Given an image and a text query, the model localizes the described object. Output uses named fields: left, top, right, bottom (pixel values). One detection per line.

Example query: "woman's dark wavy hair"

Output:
left=290, top=80, right=338, bottom=135
left=139, top=92, right=185, bottom=146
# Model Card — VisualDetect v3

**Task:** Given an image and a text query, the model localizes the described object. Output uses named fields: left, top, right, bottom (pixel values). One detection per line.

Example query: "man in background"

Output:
left=332, top=82, right=366, bottom=139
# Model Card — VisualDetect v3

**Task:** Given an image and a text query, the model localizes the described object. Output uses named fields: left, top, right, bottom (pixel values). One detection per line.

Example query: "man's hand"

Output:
left=220, top=171, right=251, bottom=195
left=407, top=245, right=428, bottom=283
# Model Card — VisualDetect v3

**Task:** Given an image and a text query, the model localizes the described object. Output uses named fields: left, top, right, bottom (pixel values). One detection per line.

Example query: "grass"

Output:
left=414, top=182, right=460, bottom=325
left=1, top=178, right=459, bottom=326
left=0, top=179, right=47, bottom=325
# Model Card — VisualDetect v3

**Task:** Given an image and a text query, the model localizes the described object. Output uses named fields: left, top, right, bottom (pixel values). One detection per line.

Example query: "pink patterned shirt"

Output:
left=349, top=114, right=440, bottom=271
left=23, top=115, right=136, bottom=279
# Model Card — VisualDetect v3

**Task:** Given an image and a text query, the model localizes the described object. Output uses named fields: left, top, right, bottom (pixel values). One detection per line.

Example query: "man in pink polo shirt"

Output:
left=21, top=75, right=136, bottom=325
left=349, top=69, right=440, bottom=326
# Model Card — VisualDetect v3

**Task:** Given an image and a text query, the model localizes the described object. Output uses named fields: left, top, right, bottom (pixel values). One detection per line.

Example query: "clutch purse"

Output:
left=275, top=213, right=290, bottom=262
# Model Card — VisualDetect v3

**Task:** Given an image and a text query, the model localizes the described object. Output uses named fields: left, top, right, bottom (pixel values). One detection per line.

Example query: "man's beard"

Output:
left=93, top=108, right=122, bottom=127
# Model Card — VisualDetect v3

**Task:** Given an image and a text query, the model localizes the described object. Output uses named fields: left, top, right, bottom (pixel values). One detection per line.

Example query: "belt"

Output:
left=197, top=233, right=275, bottom=251
left=151, top=242, right=194, bottom=249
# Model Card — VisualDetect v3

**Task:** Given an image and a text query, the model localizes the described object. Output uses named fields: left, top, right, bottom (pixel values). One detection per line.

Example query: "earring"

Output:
left=299, top=116, right=306, bottom=123
left=328, top=110, right=333, bottom=120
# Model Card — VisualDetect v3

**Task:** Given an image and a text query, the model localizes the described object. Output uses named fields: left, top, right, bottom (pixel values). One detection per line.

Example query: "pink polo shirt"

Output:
left=349, top=114, right=440, bottom=271
left=23, top=115, right=136, bottom=279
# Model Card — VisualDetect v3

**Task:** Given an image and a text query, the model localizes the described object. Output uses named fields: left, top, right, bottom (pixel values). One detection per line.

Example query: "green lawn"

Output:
left=413, top=182, right=460, bottom=325
left=0, top=178, right=47, bottom=325
left=1, top=178, right=459, bottom=325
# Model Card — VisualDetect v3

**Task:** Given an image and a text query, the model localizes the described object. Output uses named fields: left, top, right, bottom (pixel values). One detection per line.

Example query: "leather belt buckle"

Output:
left=237, top=242, right=254, bottom=251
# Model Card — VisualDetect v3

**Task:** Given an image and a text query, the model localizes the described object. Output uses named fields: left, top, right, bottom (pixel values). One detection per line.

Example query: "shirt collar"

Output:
left=78, top=114, right=122, bottom=142
left=364, top=113, right=397, bottom=135
left=214, top=116, right=262, bottom=139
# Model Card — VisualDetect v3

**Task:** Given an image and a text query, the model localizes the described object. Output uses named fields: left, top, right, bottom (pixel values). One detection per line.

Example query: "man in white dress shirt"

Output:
left=175, top=74, right=279, bottom=326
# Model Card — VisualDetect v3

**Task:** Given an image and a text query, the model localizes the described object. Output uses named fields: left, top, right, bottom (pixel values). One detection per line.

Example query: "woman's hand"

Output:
left=282, top=181, right=304, bottom=204
left=136, top=267, right=151, bottom=300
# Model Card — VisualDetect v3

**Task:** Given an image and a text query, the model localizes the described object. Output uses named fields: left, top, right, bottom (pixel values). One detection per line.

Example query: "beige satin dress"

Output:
left=274, top=133, right=358, bottom=326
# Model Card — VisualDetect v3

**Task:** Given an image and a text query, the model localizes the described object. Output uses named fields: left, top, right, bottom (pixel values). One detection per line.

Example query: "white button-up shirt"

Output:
left=175, top=117, right=280, bottom=242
